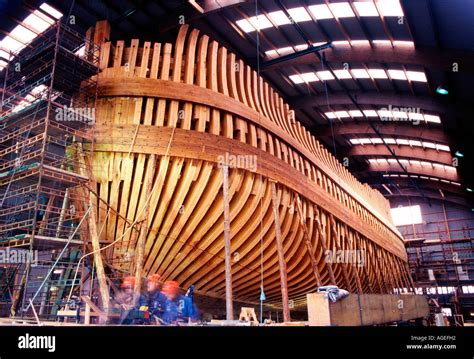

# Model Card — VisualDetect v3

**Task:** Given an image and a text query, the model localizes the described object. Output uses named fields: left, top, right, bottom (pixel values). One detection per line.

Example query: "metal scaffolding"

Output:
left=0, top=20, right=100, bottom=319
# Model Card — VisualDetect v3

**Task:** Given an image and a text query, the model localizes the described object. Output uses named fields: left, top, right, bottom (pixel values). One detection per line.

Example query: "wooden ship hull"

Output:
left=87, top=25, right=411, bottom=306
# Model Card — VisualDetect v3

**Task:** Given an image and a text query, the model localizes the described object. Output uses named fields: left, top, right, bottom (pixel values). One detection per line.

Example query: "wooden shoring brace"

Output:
left=380, top=250, right=396, bottom=294
left=270, top=181, right=291, bottom=322
left=313, top=205, right=336, bottom=285
left=222, top=164, right=233, bottom=320
left=133, top=154, right=156, bottom=302
left=329, top=214, right=352, bottom=292
left=294, top=194, right=322, bottom=287
left=345, top=224, right=363, bottom=294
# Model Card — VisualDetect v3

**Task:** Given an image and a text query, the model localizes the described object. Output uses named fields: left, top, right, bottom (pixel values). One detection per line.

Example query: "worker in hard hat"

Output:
left=115, top=276, right=137, bottom=324
left=138, top=273, right=167, bottom=323
left=161, top=280, right=198, bottom=325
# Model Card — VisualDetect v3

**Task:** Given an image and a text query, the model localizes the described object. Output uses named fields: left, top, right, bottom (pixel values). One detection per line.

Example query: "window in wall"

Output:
left=390, top=205, right=422, bottom=226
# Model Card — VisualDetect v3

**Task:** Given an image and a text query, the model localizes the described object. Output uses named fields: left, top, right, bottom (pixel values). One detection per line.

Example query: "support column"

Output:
left=270, top=181, right=291, bottom=322
left=222, top=164, right=233, bottom=320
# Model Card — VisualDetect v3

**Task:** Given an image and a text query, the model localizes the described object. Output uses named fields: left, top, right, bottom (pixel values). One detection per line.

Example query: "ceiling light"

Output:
left=308, top=4, right=334, bottom=20
left=247, top=15, right=273, bottom=31
left=436, top=85, right=449, bottom=95
left=354, top=2, right=379, bottom=16
left=368, top=69, right=388, bottom=79
left=351, top=69, right=370, bottom=78
left=406, top=71, right=427, bottom=82
left=316, top=71, right=335, bottom=81
left=267, top=10, right=291, bottom=25
left=467, top=188, right=473, bottom=193
left=455, top=151, right=464, bottom=158
left=287, top=7, right=312, bottom=22
left=377, top=0, right=404, bottom=17
left=333, top=69, right=352, bottom=79
left=329, top=3, right=356, bottom=18
left=388, top=69, right=407, bottom=80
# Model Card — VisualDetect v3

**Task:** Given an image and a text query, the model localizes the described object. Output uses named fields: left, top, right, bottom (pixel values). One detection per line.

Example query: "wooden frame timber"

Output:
left=87, top=24, right=413, bottom=305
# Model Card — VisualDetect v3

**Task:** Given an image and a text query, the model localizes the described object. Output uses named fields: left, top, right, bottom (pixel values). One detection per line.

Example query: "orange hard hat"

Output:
left=161, top=280, right=179, bottom=295
left=147, top=273, right=161, bottom=283
left=121, top=276, right=135, bottom=288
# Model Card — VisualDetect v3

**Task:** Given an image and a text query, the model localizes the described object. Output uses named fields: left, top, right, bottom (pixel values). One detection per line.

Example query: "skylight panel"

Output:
left=10, top=25, right=37, bottom=43
left=267, top=10, right=291, bottom=25
left=354, top=2, right=379, bottom=16
left=378, top=110, right=393, bottom=118
left=329, top=3, right=356, bottom=18
left=406, top=71, right=427, bottom=82
left=372, top=40, right=392, bottom=45
left=0, top=36, right=24, bottom=53
left=396, top=139, right=409, bottom=145
left=325, top=112, right=337, bottom=119
left=363, top=110, right=378, bottom=117
left=300, top=72, right=319, bottom=82
left=277, top=47, right=294, bottom=55
left=422, top=142, right=436, bottom=149
left=393, top=40, right=415, bottom=47
left=377, top=0, right=404, bottom=17
left=351, top=69, right=370, bottom=78
left=308, top=4, right=334, bottom=20
left=368, top=69, right=388, bottom=79
left=349, top=110, right=363, bottom=117
left=350, top=139, right=361, bottom=145
left=360, top=138, right=372, bottom=145
left=392, top=111, right=408, bottom=119
left=382, top=138, right=396, bottom=144
left=236, top=19, right=255, bottom=32
left=335, top=111, right=350, bottom=118
left=39, top=3, right=63, bottom=19
left=23, top=12, right=52, bottom=33
left=248, top=15, right=273, bottom=31
left=316, top=71, right=335, bottom=80
left=436, top=144, right=450, bottom=152
left=408, top=140, right=422, bottom=147
left=333, top=69, right=352, bottom=79
left=408, top=112, right=423, bottom=121
left=332, top=40, right=351, bottom=46
left=289, top=74, right=304, bottom=84
left=387, top=69, right=407, bottom=80
left=265, top=50, right=279, bottom=58
left=424, top=114, right=441, bottom=123
left=287, top=7, right=312, bottom=22
left=371, top=138, right=383, bottom=144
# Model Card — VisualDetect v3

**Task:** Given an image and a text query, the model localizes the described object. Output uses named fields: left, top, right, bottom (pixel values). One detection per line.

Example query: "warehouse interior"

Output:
left=0, top=0, right=473, bottom=327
